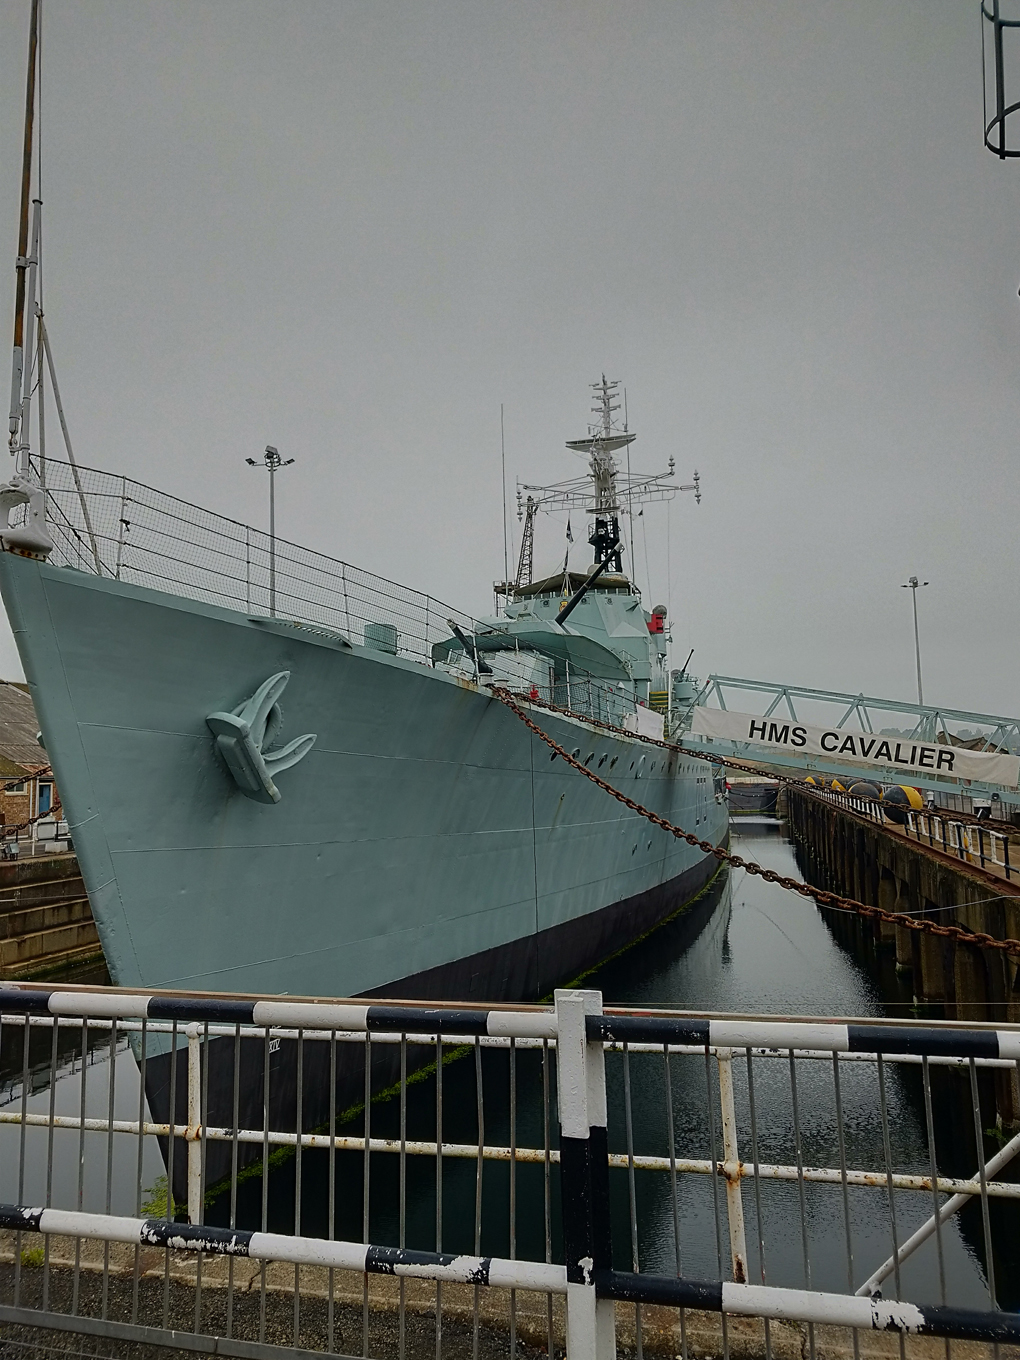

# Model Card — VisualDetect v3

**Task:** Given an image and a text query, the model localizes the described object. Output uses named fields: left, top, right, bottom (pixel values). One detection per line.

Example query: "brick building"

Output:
left=0, top=682, right=58, bottom=839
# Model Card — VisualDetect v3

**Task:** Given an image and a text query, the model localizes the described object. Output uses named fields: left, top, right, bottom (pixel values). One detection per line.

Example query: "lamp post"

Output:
left=901, top=575, right=929, bottom=707
left=246, top=445, right=294, bottom=617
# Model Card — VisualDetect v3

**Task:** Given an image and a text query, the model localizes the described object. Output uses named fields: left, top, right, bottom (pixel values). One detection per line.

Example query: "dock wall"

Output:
left=787, top=788, right=1020, bottom=1017
left=0, top=854, right=101, bottom=980
left=787, top=786, right=1020, bottom=1125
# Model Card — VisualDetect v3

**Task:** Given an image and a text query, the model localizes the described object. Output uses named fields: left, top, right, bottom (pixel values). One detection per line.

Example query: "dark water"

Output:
left=231, top=818, right=1008, bottom=1309
left=1, top=818, right=1012, bottom=1310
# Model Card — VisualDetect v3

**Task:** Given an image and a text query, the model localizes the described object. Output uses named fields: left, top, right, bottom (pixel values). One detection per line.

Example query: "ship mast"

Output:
left=513, top=494, right=536, bottom=591
left=9, top=0, right=40, bottom=474
left=573, top=375, right=630, bottom=573
left=514, top=376, right=699, bottom=591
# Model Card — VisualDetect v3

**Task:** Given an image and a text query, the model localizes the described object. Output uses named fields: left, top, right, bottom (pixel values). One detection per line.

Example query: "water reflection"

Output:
left=0, top=1021, right=163, bottom=1217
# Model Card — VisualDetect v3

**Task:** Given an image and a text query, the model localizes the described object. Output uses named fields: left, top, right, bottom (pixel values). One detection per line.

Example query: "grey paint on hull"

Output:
left=0, top=553, right=727, bottom=1000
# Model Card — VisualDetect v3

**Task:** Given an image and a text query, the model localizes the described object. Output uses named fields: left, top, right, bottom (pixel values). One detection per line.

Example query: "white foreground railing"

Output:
left=1, top=984, right=1019, bottom=1359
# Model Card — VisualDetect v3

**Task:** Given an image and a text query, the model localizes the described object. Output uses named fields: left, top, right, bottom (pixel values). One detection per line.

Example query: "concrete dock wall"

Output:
left=0, top=853, right=101, bottom=979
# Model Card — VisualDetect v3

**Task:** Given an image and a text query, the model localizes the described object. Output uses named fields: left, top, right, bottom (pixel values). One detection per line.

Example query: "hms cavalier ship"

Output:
left=0, top=4, right=726, bottom=1174
left=0, top=382, right=726, bottom=1006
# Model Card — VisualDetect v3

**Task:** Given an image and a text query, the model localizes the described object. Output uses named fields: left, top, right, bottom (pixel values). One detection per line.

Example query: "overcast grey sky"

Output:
left=1, top=1, right=1018, bottom=716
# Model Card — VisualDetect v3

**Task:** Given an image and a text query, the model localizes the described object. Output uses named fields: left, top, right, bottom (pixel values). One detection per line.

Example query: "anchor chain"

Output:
left=0, top=764, right=59, bottom=837
left=0, top=764, right=49, bottom=789
left=516, top=691, right=1007, bottom=832
left=488, top=686, right=1020, bottom=962
left=4, top=797, right=62, bottom=837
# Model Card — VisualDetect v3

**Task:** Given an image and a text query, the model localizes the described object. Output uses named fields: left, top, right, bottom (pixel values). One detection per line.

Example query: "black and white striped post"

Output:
left=554, top=988, right=615, bottom=1360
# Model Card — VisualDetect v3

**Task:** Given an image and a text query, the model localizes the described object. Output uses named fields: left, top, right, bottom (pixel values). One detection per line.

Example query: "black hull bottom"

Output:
left=146, top=843, right=727, bottom=1206
left=728, top=786, right=779, bottom=815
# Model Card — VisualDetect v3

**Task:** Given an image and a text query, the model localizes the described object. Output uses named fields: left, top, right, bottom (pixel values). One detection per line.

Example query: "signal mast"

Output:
left=500, top=377, right=699, bottom=599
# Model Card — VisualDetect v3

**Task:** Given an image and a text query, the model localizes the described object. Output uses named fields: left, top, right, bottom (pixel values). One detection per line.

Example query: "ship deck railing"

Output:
left=0, top=984, right=1018, bottom=1358
left=16, top=456, right=657, bottom=733
left=23, top=456, right=489, bottom=668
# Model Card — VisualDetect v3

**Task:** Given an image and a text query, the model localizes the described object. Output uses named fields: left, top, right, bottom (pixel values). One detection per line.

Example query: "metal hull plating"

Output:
left=0, top=553, right=727, bottom=1001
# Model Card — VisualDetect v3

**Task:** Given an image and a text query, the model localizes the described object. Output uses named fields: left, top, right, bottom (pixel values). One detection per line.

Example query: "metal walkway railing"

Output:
left=813, top=785, right=1020, bottom=880
left=1, top=984, right=1019, bottom=1358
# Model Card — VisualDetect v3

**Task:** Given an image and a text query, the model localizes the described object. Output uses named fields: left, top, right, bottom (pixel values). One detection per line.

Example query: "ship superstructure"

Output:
left=480, top=376, right=701, bottom=729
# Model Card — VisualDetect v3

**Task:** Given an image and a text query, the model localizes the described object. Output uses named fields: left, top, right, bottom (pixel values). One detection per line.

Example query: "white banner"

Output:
left=689, top=707, right=1020, bottom=788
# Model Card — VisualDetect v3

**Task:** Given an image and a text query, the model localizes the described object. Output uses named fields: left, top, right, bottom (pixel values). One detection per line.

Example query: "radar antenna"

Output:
left=517, top=376, right=700, bottom=577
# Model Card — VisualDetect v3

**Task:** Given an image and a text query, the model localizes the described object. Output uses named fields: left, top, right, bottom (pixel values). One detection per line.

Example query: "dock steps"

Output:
left=0, top=853, right=102, bottom=980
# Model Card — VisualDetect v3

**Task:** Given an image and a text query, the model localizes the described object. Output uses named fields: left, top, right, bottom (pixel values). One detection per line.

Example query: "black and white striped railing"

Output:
left=0, top=987, right=556, bottom=1039
left=3, top=1204, right=1018, bottom=1345
left=4, top=984, right=1019, bottom=1357
left=5, top=986, right=1018, bottom=1061
left=0, top=1205, right=563, bottom=1292
left=598, top=1272, right=1020, bottom=1344
left=589, top=1014, right=1020, bottom=1060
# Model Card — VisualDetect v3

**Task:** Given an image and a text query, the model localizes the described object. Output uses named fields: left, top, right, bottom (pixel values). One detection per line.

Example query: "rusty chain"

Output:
left=3, top=798, right=63, bottom=838
left=0, top=764, right=50, bottom=790
left=488, top=686, right=1020, bottom=961
left=0, top=765, right=59, bottom=839
left=0, top=765, right=60, bottom=839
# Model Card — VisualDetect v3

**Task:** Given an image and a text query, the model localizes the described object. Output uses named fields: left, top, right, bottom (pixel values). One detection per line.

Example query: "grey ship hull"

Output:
left=0, top=553, right=727, bottom=1193
left=0, top=554, right=727, bottom=1002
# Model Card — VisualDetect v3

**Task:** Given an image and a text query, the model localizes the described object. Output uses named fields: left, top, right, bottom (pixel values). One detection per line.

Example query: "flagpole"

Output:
left=500, top=404, right=508, bottom=615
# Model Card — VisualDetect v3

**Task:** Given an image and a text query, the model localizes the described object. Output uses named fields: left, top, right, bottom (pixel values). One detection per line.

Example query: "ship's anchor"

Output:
left=0, top=475, right=54, bottom=559
left=207, top=671, right=316, bottom=805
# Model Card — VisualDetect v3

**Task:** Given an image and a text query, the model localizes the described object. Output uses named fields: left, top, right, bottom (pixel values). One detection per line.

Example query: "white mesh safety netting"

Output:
left=20, top=458, right=476, bottom=664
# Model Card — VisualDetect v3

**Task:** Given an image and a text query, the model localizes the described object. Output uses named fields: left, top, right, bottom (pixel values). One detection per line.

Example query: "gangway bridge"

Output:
left=676, top=674, right=1020, bottom=808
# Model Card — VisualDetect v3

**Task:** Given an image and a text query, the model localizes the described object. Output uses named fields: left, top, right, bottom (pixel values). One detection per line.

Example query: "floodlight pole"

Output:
left=246, top=445, right=294, bottom=617
left=901, top=575, right=928, bottom=707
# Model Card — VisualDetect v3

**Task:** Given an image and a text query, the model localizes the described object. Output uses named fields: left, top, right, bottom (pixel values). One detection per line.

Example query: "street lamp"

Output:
left=246, top=445, right=294, bottom=617
left=901, top=575, right=929, bottom=707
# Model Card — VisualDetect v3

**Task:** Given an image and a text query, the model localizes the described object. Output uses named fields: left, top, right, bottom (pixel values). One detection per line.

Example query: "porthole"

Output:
left=610, top=757, right=618, bottom=769
left=572, top=748, right=581, bottom=759
left=584, top=752, right=595, bottom=766
left=629, top=762, right=635, bottom=771
left=598, top=755, right=607, bottom=768
left=550, top=751, right=557, bottom=761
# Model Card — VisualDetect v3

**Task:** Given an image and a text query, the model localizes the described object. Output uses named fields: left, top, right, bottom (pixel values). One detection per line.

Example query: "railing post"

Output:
left=716, top=1048, right=748, bottom=1282
left=186, top=1024, right=202, bottom=1225
left=555, top=989, right=615, bottom=1360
